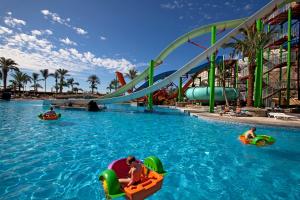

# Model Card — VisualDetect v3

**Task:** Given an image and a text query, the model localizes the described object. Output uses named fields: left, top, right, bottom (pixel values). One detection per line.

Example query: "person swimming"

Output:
left=118, top=156, right=143, bottom=187
left=244, top=127, right=257, bottom=140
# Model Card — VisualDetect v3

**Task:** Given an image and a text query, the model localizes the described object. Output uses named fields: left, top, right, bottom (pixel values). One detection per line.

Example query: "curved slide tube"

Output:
left=100, top=18, right=246, bottom=99
left=136, top=70, right=176, bottom=91
left=115, top=71, right=132, bottom=93
left=185, top=87, right=238, bottom=102
left=91, top=0, right=286, bottom=104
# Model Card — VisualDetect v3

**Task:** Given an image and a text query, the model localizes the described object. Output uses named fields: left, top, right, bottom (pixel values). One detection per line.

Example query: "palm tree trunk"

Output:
left=247, top=64, right=255, bottom=107
left=59, top=79, right=63, bottom=94
left=3, top=70, right=7, bottom=91
left=44, top=79, right=46, bottom=93
left=18, top=85, right=21, bottom=96
left=222, top=79, right=229, bottom=107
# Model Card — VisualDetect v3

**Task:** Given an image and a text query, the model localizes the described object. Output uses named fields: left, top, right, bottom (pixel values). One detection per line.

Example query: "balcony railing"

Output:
left=266, top=2, right=297, bottom=22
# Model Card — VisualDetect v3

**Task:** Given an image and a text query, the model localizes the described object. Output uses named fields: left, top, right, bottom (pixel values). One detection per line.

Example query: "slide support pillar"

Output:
left=147, top=60, right=154, bottom=111
left=178, top=77, right=183, bottom=102
left=209, top=25, right=216, bottom=113
left=254, top=19, right=263, bottom=107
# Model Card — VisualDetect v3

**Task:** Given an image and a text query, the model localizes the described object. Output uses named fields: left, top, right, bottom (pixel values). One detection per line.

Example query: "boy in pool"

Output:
left=244, top=127, right=257, bottom=140
left=118, top=156, right=143, bottom=187
left=45, top=107, right=56, bottom=115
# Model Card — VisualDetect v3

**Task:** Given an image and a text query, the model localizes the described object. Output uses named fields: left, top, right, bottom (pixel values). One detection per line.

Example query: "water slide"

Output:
left=136, top=56, right=223, bottom=91
left=136, top=70, right=176, bottom=91
left=48, top=0, right=294, bottom=105
left=185, top=87, right=238, bottom=102
left=115, top=71, right=132, bottom=93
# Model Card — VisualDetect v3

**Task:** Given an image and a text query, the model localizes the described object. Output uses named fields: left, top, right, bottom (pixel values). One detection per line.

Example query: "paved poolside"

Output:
left=174, top=107, right=300, bottom=128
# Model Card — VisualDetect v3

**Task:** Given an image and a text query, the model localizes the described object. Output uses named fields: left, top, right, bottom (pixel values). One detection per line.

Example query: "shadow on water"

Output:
left=262, top=148, right=300, bottom=162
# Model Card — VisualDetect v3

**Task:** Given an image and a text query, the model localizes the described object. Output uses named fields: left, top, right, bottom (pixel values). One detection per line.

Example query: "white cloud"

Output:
left=60, top=37, right=77, bottom=46
left=31, top=30, right=42, bottom=36
left=74, top=27, right=87, bottom=35
left=45, top=29, right=53, bottom=35
left=0, top=29, right=135, bottom=76
left=41, top=9, right=88, bottom=35
left=100, top=36, right=106, bottom=40
left=31, top=29, right=53, bottom=36
left=7, top=11, right=12, bottom=15
left=4, top=16, right=26, bottom=28
left=244, top=4, right=251, bottom=10
left=0, top=26, right=13, bottom=35
left=41, top=9, right=68, bottom=26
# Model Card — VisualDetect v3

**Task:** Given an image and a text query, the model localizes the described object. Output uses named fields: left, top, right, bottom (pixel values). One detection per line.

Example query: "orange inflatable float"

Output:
left=99, top=156, right=166, bottom=200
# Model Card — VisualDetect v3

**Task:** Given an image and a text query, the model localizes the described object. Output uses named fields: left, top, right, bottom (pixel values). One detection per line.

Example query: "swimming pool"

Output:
left=0, top=100, right=299, bottom=200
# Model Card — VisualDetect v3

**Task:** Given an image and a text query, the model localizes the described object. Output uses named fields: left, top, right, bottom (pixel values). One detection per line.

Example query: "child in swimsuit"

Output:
left=119, top=156, right=143, bottom=186
left=244, top=127, right=257, bottom=140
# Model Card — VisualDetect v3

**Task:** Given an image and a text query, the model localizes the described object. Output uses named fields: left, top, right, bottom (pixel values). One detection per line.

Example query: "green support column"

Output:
left=209, top=25, right=216, bottom=113
left=178, top=77, right=183, bottom=102
left=147, top=60, right=154, bottom=110
left=254, top=19, right=263, bottom=107
left=286, top=8, right=292, bottom=106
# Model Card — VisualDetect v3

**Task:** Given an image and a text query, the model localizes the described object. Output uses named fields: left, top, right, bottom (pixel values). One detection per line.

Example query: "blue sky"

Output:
left=0, top=0, right=270, bottom=93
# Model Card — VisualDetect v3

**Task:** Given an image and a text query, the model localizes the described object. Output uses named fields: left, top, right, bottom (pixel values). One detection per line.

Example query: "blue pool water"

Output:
left=0, top=100, right=300, bottom=200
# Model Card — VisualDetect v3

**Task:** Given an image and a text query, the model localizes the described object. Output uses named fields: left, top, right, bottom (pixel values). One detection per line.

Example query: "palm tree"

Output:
left=51, top=71, right=59, bottom=94
left=111, top=79, right=118, bottom=91
left=73, top=87, right=83, bottom=94
left=107, top=79, right=118, bottom=93
left=9, top=80, right=17, bottom=93
left=56, top=69, right=69, bottom=93
left=31, top=73, right=42, bottom=94
left=222, top=26, right=276, bottom=106
left=125, top=68, right=138, bottom=80
left=11, top=71, right=31, bottom=95
left=67, top=78, right=79, bottom=93
left=87, top=75, right=100, bottom=94
left=0, top=57, right=19, bottom=90
left=125, top=68, right=138, bottom=90
left=40, top=69, right=50, bottom=93
left=216, top=61, right=230, bottom=107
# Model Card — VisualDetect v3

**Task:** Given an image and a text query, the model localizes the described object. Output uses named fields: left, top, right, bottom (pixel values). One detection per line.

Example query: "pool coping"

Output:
left=169, top=106, right=300, bottom=129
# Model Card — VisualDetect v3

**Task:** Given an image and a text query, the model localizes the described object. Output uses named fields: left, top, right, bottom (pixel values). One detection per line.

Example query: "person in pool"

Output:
left=118, top=156, right=143, bottom=187
left=45, top=107, right=56, bottom=115
left=244, top=127, right=257, bottom=140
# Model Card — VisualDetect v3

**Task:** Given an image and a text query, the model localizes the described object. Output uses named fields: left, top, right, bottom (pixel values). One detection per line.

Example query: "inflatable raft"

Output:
left=38, top=113, right=61, bottom=120
left=99, top=156, right=166, bottom=200
left=239, top=134, right=275, bottom=146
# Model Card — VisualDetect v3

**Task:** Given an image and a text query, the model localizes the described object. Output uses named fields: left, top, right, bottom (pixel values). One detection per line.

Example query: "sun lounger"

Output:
left=268, top=112, right=296, bottom=120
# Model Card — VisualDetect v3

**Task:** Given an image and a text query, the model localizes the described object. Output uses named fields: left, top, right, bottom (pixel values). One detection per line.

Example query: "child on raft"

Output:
left=244, top=127, right=257, bottom=140
left=118, top=156, right=143, bottom=187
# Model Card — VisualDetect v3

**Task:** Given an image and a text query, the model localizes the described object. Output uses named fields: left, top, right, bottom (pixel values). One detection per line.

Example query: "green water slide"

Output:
left=100, top=18, right=246, bottom=99
left=185, top=87, right=238, bottom=102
